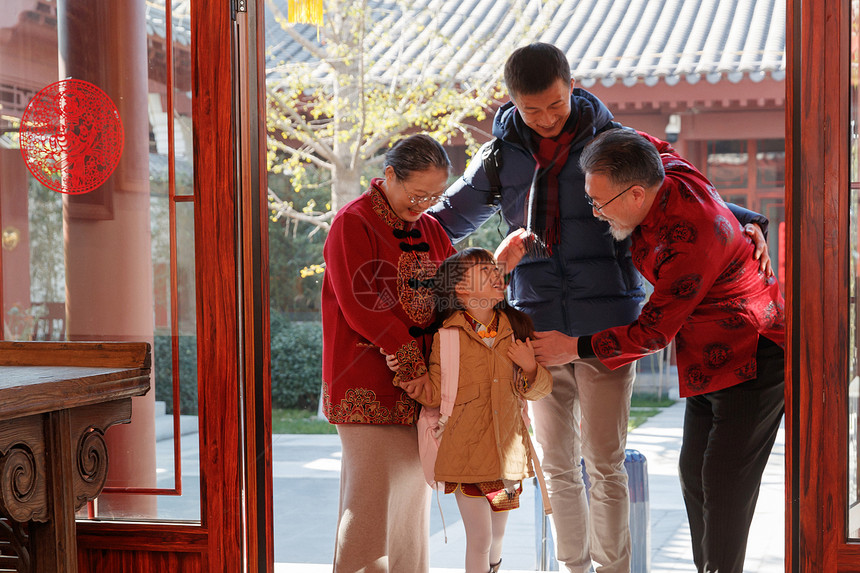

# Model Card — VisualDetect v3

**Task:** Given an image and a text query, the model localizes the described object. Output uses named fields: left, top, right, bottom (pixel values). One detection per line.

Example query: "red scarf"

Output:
left=528, top=132, right=576, bottom=254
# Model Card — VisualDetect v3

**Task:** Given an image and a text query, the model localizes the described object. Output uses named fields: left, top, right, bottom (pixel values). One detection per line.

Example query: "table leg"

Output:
left=30, top=409, right=78, bottom=573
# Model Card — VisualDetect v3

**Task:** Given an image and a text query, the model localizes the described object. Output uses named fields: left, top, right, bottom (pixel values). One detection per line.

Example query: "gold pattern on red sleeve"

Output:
left=392, top=339, right=428, bottom=386
left=515, top=368, right=531, bottom=394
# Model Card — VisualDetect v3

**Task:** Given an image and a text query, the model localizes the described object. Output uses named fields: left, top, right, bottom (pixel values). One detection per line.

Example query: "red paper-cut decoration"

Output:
left=19, top=79, right=124, bottom=195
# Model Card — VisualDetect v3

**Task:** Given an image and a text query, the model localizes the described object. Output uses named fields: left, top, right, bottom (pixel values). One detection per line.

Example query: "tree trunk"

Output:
left=331, top=164, right=362, bottom=211
left=328, top=0, right=366, bottom=212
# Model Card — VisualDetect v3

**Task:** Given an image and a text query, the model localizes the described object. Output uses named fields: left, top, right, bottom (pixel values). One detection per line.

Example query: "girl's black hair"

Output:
left=433, top=247, right=535, bottom=340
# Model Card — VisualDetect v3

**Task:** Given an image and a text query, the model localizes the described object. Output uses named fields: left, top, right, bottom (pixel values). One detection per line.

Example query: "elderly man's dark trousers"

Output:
left=679, top=336, right=785, bottom=573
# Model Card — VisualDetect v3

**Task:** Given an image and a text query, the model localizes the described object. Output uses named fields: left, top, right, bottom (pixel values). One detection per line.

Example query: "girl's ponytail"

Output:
left=497, top=300, right=535, bottom=341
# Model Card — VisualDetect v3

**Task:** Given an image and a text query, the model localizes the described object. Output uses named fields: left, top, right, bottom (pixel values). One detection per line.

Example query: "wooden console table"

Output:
left=0, top=341, right=151, bottom=573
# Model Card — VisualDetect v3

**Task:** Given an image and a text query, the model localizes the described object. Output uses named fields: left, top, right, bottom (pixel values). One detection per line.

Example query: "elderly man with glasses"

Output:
left=533, top=128, right=785, bottom=573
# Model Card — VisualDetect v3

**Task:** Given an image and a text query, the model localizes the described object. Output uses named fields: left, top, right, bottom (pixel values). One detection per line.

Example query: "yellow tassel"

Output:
left=288, top=0, right=324, bottom=26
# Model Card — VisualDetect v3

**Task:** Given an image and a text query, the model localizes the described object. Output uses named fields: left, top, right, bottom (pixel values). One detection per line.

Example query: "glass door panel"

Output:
left=848, top=0, right=860, bottom=535
left=263, top=2, right=542, bottom=568
left=0, top=0, right=200, bottom=521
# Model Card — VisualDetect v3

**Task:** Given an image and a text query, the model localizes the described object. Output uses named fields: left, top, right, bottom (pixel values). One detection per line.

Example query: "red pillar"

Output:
left=58, top=0, right=156, bottom=517
left=0, top=150, right=33, bottom=339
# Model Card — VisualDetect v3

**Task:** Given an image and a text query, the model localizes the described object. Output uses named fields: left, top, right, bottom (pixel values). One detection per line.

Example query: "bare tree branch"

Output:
left=269, top=95, right=340, bottom=167
left=365, top=154, right=385, bottom=169
left=265, top=0, right=568, bottom=233
left=268, top=188, right=334, bottom=233
left=271, top=139, right=333, bottom=171
left=351, top=0, right=368, bottom=171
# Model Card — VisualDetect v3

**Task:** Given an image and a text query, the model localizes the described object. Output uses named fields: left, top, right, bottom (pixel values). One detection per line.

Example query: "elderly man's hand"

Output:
left=532, top=330, right=580, bottom=366
left=744, top=223, right=773, bottom=277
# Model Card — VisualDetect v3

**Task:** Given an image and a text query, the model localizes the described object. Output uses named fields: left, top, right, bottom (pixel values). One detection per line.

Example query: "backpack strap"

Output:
left=522, top=409, right=553, bottom=515
left=597, top=120, right=623, bottom=135
left=513, top=346, right=553, bottom=515
left=481, top=138, right=504, bottom=206
left=439, top=327, right=459, bottom=418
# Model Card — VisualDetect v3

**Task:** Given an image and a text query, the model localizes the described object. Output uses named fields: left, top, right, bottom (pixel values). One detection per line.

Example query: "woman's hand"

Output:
left=381, top=348, right=400, bottom=372
left=399, top=373, right=429, bottom=400
left=744, top=223, right=774, bottom=277
left=508, top=338, right=538, bottom=380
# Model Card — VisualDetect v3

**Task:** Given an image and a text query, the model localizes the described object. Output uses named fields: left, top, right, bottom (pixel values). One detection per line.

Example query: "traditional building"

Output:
left=265, top=0, right=787, bottom=281
left=7, top=0, right=856, bottom=571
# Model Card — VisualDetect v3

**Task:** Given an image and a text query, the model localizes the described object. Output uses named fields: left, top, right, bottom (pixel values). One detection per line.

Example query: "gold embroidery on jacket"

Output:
left=392, top=339, right=428, bottom=386
left=323, top=385, right=418, bottom=424
left=398, top=252, right=436, bottom=323
left=369, top=186, right=405, bottom=230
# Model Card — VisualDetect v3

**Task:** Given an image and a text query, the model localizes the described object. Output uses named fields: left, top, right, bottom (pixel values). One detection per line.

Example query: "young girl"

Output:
left=421, top=247, right=552, bottom=573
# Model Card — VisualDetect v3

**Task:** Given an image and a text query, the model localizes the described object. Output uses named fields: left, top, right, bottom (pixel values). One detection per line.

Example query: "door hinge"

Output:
left=235, top=0, right=247, bottom=13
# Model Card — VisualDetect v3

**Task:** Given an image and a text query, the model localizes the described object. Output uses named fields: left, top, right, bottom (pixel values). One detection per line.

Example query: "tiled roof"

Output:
left=266, top=0, right=785, bottom=87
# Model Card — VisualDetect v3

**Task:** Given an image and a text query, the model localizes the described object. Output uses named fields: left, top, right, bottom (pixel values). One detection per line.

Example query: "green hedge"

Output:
left=153, top=314, right=323, bottom=415
left=270, top=314, right=323, bottom=410
left=153, top=334, right=199, bottom=415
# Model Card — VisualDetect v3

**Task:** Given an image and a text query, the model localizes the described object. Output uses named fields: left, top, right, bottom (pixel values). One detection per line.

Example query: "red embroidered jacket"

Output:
left=321, top=180, right=456, bottom=424
left=590, top=134, right=785, bottom=397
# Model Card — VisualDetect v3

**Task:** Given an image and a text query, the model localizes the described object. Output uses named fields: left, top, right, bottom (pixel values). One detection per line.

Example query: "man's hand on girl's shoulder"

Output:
left=532, top=330, right=580, bottom=366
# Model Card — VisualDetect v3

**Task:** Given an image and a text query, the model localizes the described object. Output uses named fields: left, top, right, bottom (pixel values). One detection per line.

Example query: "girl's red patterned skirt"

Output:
left=445, top=479, right=523, bottom=512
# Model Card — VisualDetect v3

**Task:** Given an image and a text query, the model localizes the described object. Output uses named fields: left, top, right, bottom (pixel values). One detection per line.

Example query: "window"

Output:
left=0, top=0, right=200, bottom=523
left=704, top=139, right=786, bottom=287
left=757, top=139, right=786, bottom=188
left=707, top=140, right=749, bottom=188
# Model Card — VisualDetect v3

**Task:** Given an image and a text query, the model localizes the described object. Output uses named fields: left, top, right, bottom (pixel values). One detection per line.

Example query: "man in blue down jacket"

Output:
left=430, top=43, right=769, bottom=573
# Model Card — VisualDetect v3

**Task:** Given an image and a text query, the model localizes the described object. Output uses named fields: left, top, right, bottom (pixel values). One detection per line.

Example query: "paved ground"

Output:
left=155, top=399, right=785, bottom=572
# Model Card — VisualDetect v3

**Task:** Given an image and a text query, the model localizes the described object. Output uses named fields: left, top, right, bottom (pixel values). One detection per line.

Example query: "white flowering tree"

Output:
left=265, top=0, right=562, bottom=231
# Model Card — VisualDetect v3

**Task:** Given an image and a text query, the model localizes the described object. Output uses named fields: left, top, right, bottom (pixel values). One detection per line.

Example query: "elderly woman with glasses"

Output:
left=321, top=133, right=456, bottom=572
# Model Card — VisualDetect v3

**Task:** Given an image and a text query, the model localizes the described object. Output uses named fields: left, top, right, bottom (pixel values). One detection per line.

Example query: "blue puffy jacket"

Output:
left=430, top=89, right=766, bottom=337
left=431, top=89, right=643, bottom=336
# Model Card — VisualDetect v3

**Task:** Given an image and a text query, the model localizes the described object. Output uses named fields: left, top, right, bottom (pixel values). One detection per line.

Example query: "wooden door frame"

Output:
left=76, top=2, right=273, bottom=570
left=234, top=1, right=275, bottom=571
left=186, top=0, right=273, bottom=568
left=786, top=0, right=860, bottom=569
left=191, top=0, right=243, bottom=568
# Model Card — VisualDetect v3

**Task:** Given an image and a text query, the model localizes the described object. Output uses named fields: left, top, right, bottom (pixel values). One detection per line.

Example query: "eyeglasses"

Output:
left=585, top=184, right=635, bottom=212
left=401, top=179, right=445, bottom=206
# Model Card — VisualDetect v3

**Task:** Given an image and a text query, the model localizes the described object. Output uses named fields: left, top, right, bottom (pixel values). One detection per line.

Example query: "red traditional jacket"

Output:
left=590, top=133, right=785, bottom=397
left=321, top=180, right=456, bottom=424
